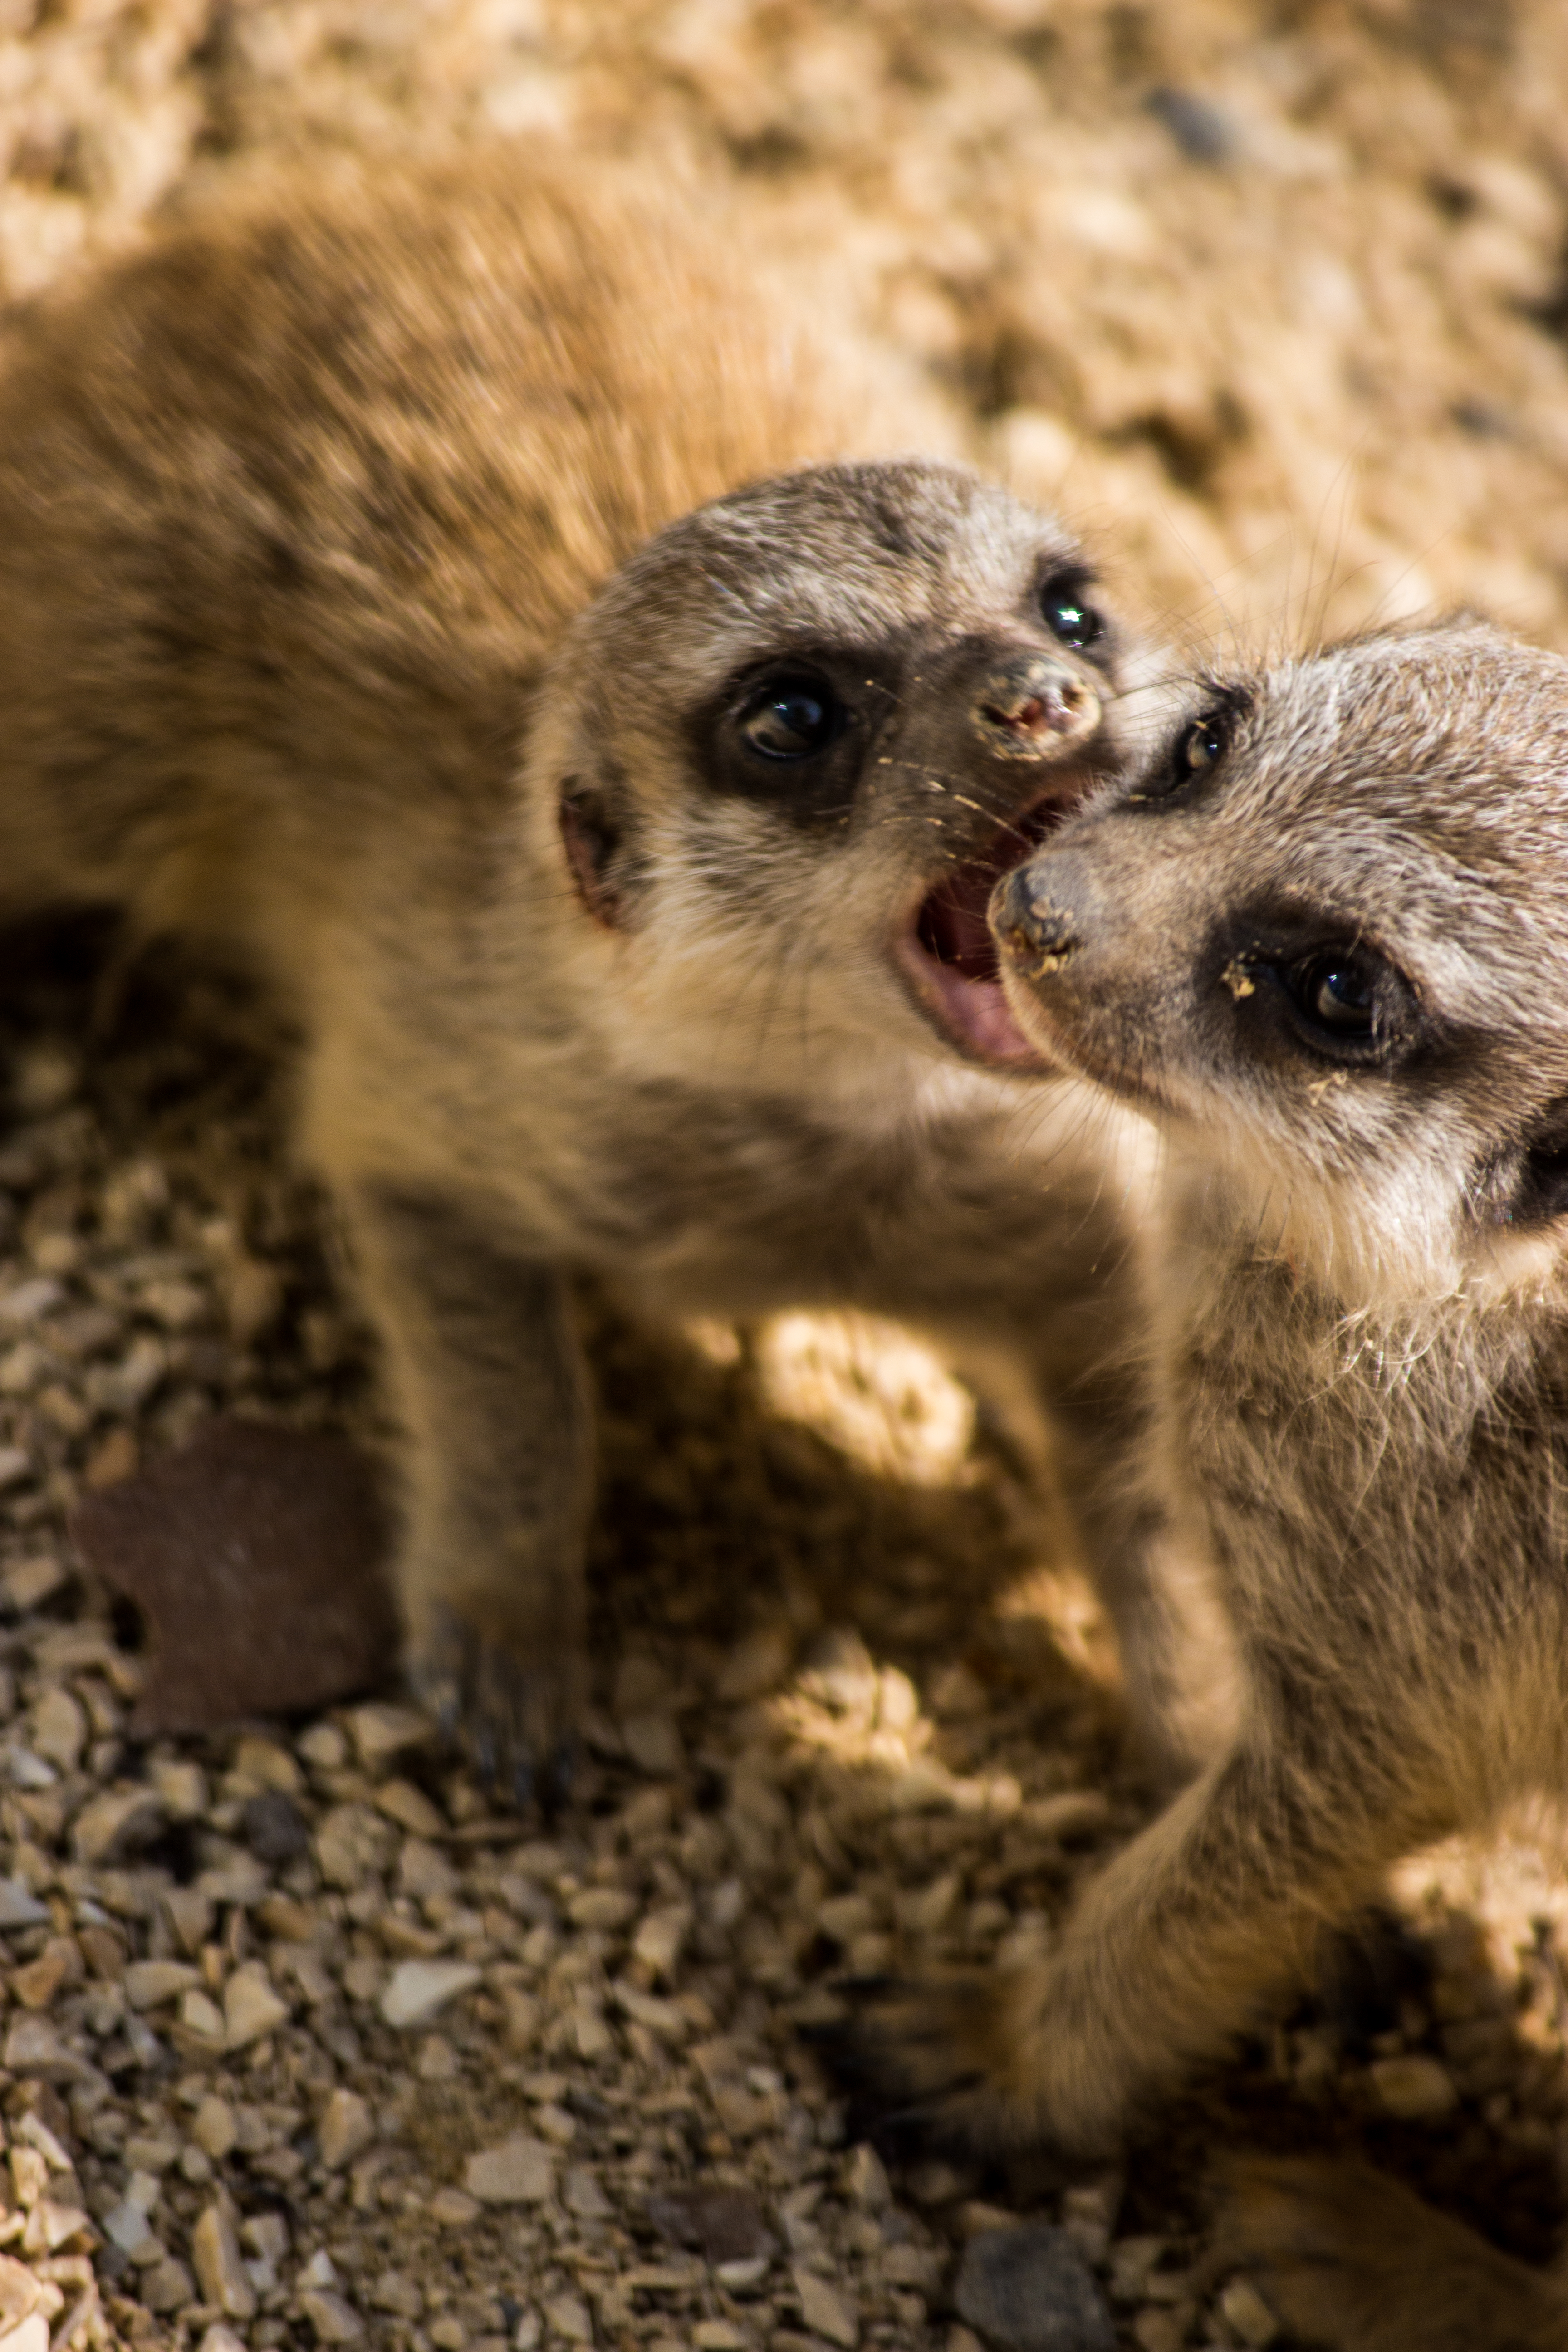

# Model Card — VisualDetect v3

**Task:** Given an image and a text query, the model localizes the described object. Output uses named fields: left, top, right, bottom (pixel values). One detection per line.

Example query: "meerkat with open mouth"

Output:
left=0, top=149, right=1181, bottom=1804
left=850, top=617, right=1568, bottom=2349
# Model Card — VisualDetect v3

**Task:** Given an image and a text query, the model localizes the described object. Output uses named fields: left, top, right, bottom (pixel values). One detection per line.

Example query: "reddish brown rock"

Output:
left=72, top=1419, right=397, bottom=1735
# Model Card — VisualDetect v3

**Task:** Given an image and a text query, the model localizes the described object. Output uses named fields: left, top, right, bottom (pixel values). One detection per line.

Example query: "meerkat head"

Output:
left=524, top=459, right=1132, bottom=1100
left=989, top=620, right=1568, bottom=1310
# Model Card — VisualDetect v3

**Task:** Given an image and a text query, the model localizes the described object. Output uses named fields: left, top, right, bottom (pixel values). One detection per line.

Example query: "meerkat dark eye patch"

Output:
left=1510, top=1097, right=1568, bottom=1225
left=1220, top=912, right=1416, bottom=1068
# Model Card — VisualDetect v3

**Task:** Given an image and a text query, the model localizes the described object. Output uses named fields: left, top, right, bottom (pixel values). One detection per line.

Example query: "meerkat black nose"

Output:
left=970, top=652, right=1100, bottom=761
left=990, top=858, right=1082, bottom=972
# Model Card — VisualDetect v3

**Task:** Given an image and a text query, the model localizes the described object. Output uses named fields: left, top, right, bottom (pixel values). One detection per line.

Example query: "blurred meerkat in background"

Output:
left=848, top=618, right=1568, bottom=2350
left=0, top=148, right=1188, bottom=1806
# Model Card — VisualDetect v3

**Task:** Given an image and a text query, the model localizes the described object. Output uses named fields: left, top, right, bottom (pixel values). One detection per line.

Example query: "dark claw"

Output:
left=807, top=1974, right=1009, bottom=2164
left=833, top=1971, right=904, bottom=2001
left=542, top=1736, right=577, bottom=1818
left=410, top=1606, right=582, bottom=1822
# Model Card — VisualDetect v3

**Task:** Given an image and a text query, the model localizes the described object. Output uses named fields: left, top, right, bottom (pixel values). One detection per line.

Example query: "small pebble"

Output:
left=563, top=2166, right=611, bottom=2219
left=793, top=2267, right=859, bottom=2349
left=0, top=1881, right=47, bottom=1929
left=318, top=2089, right=375, bottom=2171
left=1131, top=2315, right=1186, bottom=2352
left=29, top=1687, right=84, bottom=1771
left=1369, top=2055, right=1459, bottom=2119
left=0, top=1554, right=62, bottom=1612
left=242, top=1788, right=311, bottom=1862
left=192, top=2203, right=257, bottom=2320
left=463, top=2136, right=555, bottom=2205
left=376, top=1777, right=444, bottom=1837
left=245, top=2215, right=289, bottom=2265
left=193, top=2096, right=238, bottom=2161
left=380, top=1959, right=480, bottom=2029
left=299, top=2288, right=364, bottom=2344
left=566, top=1887, right=637, bottom=1933
left=431, top=2189, right=481, bottom=2227
left=103, top=2200, right=156, bottom=2256
left=347, top=1702, right=430, bottom=1770
left=142, top=2256, right=196, bottom=2315
left=125, top=1960, right=200, bottom=2010
left=224, top=1963, right=289, bottom=2049
left=181, top=1988, right=226, bottom=2045
left=955, top=2225, right=1116, bottom=2352
left=1220, top=2275, right=1281, bottom=2347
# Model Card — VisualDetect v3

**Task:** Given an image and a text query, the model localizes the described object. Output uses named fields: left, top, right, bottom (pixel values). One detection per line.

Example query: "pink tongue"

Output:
left=918, top=865, right=999, bottom=981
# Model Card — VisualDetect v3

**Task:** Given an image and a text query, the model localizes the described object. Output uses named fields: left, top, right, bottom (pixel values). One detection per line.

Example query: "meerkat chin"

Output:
left=0, top=147, right=1183, bottom=1811
left=844, top=617, right=1568, bottom=2350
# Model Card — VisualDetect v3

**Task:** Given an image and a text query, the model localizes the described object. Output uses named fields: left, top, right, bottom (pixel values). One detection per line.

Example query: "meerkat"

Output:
left=0, top=148, right=1186, bottom=1806
left=845, top=617, right=1568, bottom=2348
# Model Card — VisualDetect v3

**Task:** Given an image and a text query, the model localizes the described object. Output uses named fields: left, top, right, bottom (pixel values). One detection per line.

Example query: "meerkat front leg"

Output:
left=344, top=1185, right=593, bottom=1806
left=842, top=1721, right=1430, bottom=2155
left=1027, top=1339, right=1241, bottom=1788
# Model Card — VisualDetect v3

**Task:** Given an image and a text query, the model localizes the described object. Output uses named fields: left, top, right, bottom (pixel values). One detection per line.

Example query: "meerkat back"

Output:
left=0, top=152, right=887, bottom=983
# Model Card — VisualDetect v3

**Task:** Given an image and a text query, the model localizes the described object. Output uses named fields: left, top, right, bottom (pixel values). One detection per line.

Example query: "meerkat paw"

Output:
left=1214, top=2155, right=1568, bottom=2352
left=815, top=1969, right=1127, bottom=2159
left=407, top=1596, right=584, bottom=1814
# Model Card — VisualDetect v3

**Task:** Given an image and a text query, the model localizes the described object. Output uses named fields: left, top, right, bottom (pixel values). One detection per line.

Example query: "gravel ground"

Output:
left=7, top=7, right=1568, bottom=2352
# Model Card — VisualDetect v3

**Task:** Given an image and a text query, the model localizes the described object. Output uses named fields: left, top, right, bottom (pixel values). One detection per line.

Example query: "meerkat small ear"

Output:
left=1512, top=1096, right=1568, bottom=1225
left=559, top=777, right=626, bottom=927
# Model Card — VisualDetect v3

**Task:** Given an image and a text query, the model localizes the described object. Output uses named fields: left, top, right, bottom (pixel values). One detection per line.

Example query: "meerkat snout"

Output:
left=970, top=650, right=1100, bottom=758
left=990, top=858, right=1083, bottom=975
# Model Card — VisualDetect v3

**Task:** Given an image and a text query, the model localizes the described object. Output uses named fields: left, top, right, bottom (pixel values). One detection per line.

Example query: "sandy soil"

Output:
left=5, top=5, right=1568, bottom=2350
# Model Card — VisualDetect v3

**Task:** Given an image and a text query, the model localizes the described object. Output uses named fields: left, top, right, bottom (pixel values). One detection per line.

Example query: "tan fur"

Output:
left=1215, top=2157, right=1568, bottom=2350
left=0, top=147, right=1175, bottom=1801
left=850, top=621, right=1568, bottom=2346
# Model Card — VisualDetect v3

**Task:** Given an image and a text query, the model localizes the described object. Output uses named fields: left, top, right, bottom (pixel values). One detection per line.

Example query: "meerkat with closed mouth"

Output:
left=0, top=147, right=1191, bottom=1804
left=848, top=617, right=1568, bottom=2348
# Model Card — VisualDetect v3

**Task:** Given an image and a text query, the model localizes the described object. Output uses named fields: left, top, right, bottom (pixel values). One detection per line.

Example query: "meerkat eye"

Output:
left=1039, top=582, right=1104, bottom=650
left=735, top=671, right=843, bottom=761
left=1131, top=707, right=1233, bottom=803
left=1179, top=712, right=1229, bottom=774
left=1290, top=952, right=1377, bottom=1039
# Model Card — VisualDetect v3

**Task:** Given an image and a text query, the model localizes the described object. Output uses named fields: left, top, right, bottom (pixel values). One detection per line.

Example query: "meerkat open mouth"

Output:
left=897, top=786, right=1083, bottom=1067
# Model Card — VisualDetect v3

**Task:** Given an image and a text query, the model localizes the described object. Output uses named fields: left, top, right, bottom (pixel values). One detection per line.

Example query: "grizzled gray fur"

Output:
left=857, top=618, right=1568, bottom=2350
